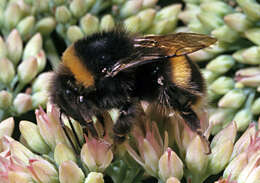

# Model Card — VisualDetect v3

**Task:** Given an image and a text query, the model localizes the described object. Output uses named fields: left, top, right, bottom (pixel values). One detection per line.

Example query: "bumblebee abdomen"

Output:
left=169, top=55, right=205, bottom=94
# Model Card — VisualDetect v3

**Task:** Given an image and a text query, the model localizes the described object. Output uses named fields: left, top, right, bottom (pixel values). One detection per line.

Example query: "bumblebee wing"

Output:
left=134, top=33, right=216, bottom=56
left=107, top=33, right=216, bottom=77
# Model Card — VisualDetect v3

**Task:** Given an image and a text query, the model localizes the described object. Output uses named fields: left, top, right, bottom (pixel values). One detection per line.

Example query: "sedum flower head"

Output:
left=126, top=121, right=167, bottom=177
left=0, top=29, right=51, bottom=120
left=81, top=136, right=113, bottom=172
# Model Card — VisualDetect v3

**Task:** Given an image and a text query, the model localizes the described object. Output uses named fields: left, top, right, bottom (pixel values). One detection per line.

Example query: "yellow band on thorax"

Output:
left=62, top=45, right=94, bottom=88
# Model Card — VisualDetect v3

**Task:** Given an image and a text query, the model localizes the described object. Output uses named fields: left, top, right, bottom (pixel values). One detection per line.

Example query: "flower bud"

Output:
left=23, top=33, right=42, bottom=60
left=252, top=97, right=260, bottom=115
left=155, top=4, right=181, bottom=33
left=0, top=8, right=3, bottom=28
left=158, top=148, right=183, bottom=181
left=166, top=177, right=181, bottom=183
left=0, top=36, right=7, bottom=59
left=6, top=29, right=23, bottom=65
left=156, top=4, right=182, bottom=21
left=85, top=172, right=104, bottom=183
left=34, top=0, right=49, bottom=13
left=142, top=0, right=158, bottom=8
left=224, top=13, right=253, bottom=32
left=13, top=93, right=33, bottom=114
left=218, top=89, right=247, bottom=109
left=211, top=25, right=239, bottom=43
left=175, top=26, right=189, bottom=33
left=209, top=76, right=234, bottom=95
left=100, top=14, right=115, bottom=32
left=211, top=121, right=237, bottom=148
left=54, top=143, right=76, bottom=166
left=237, top=0, right=260, bottom=21
left=53, top=0, right=66, bottom=5
left=0, top=90, right=12, bottom=109
left=188, top=19, right=209, bottom=34
left=85, top=0, right=96, bottom=10
left=36, top=106, right=69, bottom=150
left=208, top=140, right=233, bottom=175
left=185, top=136, right=209, bottom=175
left=32, top=72, right=53, bottom=92
left=178, top=4, right=200, bottom=24
left=0, top=0, right=6, bottom=8
left=200, top=1, right=233, bottom=17
left=17, top=57, right=38, bottom=84
left=35, top=50, right=46, bottom=73
left=17, top=16, right=35, bottom=40
left=197, top=12, right=223, bottom=31
left=19, top=120, right=50, bottom=154
left=235, top=67, right=260, bottom=87
left=233, top=108, right=253, bottom=132
left=67, top=25, right=84, bottom=43
left=4, top=3, right=23, bottom=30
left=59, top=160, right=85, bottom=183
left=0, top=58, right=15, bottom=85
left=206, top=55, right=235, bottom=74
left=245, top=166, right=260, bottom=183
left=124, top=16, right=140, bottom=33
left=188, top=49, right=216, bottom=62
left=231, top=123, right=256, bottom=160
left=242, top=46, right=260, bottom=65
left=223, top=152, right=248, bottom=181
left=0, top=117, right=14, bottom=138
left=7, top=171, right=32, bottom=183
left=209, top=108, right=235, bottom=135
left=81, top=137, right=113, bottom=172
left=35, top=17, right=56, bottom=36
left=56, top=6, right=72, bottom=24
left=120, top=0, right=143, bottom=18
left=70, top=0, right=87, bottom=18
left=207, top=89, right=221, bottom=103
left=245, top=28, right=260, bottom=46
left=237, top=154, right=260, bottom=183
left=28, top=159, right=58, bottom=183
left=201, top=69, right=219, bottom=84
left=80, top=14, right=99, bottom=36
left=32, top=91, right=48, bottom=108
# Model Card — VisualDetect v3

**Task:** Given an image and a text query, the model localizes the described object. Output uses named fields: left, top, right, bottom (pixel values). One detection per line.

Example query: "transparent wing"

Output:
left=106, top=33, right=216, bottom=77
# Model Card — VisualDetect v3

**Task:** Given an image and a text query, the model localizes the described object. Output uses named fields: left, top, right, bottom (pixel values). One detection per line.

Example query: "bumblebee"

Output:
left=50, top=28, right=216, bottom=147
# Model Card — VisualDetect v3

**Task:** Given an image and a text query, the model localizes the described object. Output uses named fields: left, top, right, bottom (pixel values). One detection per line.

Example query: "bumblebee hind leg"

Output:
left=112, top=100, right=143, bottom=144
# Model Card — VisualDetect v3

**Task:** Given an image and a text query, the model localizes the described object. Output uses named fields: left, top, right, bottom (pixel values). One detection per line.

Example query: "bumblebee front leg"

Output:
left=112, top=102, right=140, bottom=143
left=81, top=116, right=98, bottom=138
left=178, top=106, right=201, bottom=133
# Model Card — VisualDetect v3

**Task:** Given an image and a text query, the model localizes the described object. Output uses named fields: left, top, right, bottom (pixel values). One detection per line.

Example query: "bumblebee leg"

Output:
left=66, top=116, right=81, bottom=147
left=178, top=105, right=211, bottom=154
left=82, top=118, right=98, bottom=138
left=59, top=112, right=78, bottom=153
left=179, top=107, right=201, bottom=132
left=113, top=102, right=139, bottom=144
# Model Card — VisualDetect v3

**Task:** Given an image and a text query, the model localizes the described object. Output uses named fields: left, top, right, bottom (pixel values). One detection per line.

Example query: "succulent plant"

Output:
left=179, top=0, right=260, bottom=135
left=0, top=0, right=260, bottom=182
left=0, top=29, right=53, bottom=121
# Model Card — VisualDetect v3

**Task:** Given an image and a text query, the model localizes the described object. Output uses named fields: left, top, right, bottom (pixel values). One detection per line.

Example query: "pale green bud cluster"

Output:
left=53, top=2, right=180, bottom=45
left=0, top=0, right=56, bottom=39
left=0, top=30, right=51, bottom=121
left=179, top=0, right=260, bottom=135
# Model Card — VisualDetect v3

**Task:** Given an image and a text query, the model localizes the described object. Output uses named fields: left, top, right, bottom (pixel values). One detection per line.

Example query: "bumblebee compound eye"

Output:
left=65, top=89, right=71, bottom=95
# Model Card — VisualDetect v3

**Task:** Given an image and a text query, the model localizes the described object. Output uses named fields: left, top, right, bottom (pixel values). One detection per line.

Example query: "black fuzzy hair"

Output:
left=73, top=28, right=134, bottom=74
